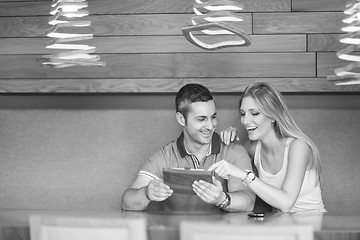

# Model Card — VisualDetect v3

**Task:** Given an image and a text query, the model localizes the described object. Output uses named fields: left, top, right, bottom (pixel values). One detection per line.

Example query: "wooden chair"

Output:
left=180, top=220, right=314, bottom=240
left=29, top=215, right=147, bottom=240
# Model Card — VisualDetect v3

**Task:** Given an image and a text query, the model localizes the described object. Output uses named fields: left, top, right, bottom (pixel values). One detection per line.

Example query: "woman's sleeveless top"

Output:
left=254, top=138, right=326, bottom=212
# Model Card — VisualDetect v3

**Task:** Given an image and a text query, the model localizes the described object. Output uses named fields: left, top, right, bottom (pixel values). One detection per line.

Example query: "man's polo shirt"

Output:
left=139, top=132, right=252, bottom=213
left=139, top=132, right=251, bottom=179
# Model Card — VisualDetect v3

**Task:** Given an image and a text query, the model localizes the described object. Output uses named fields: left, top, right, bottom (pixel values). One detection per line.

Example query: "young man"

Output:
left=121, top=83, right=255, bottom=212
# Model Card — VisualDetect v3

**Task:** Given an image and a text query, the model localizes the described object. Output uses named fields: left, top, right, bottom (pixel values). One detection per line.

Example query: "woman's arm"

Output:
left=258, top=139, right=311, bottom=211
left=209, top=139, right=311, bottom=212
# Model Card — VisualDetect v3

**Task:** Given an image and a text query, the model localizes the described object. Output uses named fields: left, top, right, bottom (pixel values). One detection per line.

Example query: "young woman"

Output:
left=209, top=82, right=326, bottom=212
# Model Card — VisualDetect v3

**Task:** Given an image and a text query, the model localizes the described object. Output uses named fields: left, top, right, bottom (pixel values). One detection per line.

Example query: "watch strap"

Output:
left=216, top=192, right=231, bottom=209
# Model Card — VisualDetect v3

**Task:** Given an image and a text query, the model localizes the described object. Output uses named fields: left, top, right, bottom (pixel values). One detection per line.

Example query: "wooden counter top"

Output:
left=0, top=209, right=359, bottom=240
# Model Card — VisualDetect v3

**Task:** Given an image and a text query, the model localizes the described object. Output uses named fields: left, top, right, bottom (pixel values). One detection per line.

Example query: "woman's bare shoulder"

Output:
left=289, top=138, right=311, bottom=154
left=288, top=138, right=313, bottom=167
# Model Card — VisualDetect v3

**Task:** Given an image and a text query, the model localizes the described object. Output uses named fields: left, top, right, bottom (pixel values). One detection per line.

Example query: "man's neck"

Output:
left=183, top=138, right=211, bottom=162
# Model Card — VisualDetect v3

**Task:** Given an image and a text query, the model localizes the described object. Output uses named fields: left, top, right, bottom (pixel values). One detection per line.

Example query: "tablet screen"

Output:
left=163, top=168, right=214, bottom=194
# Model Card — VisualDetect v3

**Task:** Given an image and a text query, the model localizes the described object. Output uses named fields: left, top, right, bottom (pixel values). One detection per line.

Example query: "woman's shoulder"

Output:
left=287, top=138, right=313, bottom=168
left=288, top=138, right=311, bottom=152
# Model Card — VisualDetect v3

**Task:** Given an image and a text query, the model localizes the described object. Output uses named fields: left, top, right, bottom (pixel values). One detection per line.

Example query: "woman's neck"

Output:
left=259, top=133, right=287, bottom=173
left=260, top=132, right=285, bottom=155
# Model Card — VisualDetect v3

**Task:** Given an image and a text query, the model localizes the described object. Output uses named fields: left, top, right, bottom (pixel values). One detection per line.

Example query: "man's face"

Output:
left=183, top=100, right=217, bottom=146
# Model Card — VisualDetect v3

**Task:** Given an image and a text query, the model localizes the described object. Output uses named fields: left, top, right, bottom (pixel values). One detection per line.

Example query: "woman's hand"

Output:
left=220, top=126, right=239, bottom=145
left=208, top=160, right=246, bottom=180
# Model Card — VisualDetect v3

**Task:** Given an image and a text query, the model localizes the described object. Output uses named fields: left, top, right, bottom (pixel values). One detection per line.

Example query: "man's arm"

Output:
left=192, top=177, right=255, bottom=212
left=121, top=175, right=152, bottom=211
left=121, top=175, right=173, bottom=211
left=225, top=180, right=255, bottom=212
left=226, top=142, right=256, bottom=211
left=203, top=142, right=255, bottom=212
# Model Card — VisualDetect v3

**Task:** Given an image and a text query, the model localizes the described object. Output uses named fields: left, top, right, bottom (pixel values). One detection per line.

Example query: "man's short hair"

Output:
left=175, top=83, right=214, bottom=119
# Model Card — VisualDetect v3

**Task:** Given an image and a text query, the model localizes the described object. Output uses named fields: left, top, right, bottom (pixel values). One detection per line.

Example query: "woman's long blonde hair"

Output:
left=240, top=82, right=322, bottom=180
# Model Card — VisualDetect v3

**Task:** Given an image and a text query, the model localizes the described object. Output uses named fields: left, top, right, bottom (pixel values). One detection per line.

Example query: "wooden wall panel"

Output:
left=253, top=12, right=343, bottom=34
left=0, top=35, right=306, bottom=54
left=0, top=14, right=252, bottom=38
left=0, top=0, right=358, bottom=93
left=95, top=35, right=306, bottom=53
left=0, top=16, right=48, bottom=38
left=0, top=78, right=354, bottom=93
left=308, top=34, right=344, bottom=52
left=0, top=0, right=291, bottom=16
left=317, top=52, right=346, bottom=77
left=92, top=14, right=252, bottom=36
left=88, top=0, right=291, bottom=14
left=292, top=0, right=346, bottom=12
left=0, top=53, right=315, bottom=78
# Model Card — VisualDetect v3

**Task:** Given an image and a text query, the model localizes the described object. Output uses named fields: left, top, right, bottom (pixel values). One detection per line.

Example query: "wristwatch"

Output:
left=243, top=170, right=256, bottom=185
left=216, top=192, right=231, bottom=210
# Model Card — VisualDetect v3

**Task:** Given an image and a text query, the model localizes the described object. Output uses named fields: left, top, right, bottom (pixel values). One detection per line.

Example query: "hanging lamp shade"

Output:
left=181, top=0, right=251, bottom=50
left=328, top=0, right=360, bottom=85
left=41, top=0, right=105, bottom=68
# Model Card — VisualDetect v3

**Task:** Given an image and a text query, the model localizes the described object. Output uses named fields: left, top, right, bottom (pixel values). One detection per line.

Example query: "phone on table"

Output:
left=247, top=212, right=265, bottom=218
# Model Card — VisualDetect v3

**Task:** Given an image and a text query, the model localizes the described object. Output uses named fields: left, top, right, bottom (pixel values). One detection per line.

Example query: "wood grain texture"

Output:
left=253, top=12, right=343, bottom=34
left=0, top=0, right=290, bottom=17
left=1, top=78, right=358, bottom=93
left=292, top=0, right=347, bottom=12
left=308, top=34, right=344, bottom=52
left=0, top=35, right=306, bottom=54
left=89, top=0, right=291, bottom=14
left=317, top=52, right=347, bottom=77
left=0, top=53, right=315, bottom=78
left=0, top=0, right=357, bottom=93
left=0, top=14, right=252, bottom=37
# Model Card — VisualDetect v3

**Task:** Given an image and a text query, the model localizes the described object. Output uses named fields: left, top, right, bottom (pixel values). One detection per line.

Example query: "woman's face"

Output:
left=239, top=96, right=273, bottom=141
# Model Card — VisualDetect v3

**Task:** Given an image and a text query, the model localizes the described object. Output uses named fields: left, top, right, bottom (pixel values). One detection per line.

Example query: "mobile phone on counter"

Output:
left=247, top=212, right=265, bottom=218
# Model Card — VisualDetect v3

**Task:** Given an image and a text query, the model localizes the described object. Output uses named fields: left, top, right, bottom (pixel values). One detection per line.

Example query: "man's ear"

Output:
left=176, top=112, right=186, bottom=126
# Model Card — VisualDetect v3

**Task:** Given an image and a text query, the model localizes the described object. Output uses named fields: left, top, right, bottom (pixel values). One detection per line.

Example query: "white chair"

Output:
left=29, top=215, right=147, bottom=240
left=180, top=221, right=313, bottom=240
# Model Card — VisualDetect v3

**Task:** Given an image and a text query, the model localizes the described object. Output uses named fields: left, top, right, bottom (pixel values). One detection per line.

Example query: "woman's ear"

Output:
left=176, top=112, right=186, bottom=126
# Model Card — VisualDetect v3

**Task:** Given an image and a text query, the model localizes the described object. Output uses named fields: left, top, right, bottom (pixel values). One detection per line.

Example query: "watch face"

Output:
left=244, top=171, right=255, bottom=185
left=249, top=172, right=255, bottom=179
left=225, top=193, right=231, bottom=205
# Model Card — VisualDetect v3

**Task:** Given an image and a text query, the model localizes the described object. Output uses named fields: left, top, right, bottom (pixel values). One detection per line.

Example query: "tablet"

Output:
left=163, top=168, right=214, bottom=194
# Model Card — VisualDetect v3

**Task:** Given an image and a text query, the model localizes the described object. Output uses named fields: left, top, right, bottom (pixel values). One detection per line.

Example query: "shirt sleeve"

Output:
left=138, top=147, right=168, bottom=180
left=226, top=142, right=253, bottom=171
left=224, top=142, right=253, bottom=192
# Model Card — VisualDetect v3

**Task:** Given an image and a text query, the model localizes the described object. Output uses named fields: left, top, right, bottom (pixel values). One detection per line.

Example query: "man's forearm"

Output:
left=121, top=186, right=150, bottom=211
left=225, top=190, right=255, bottom=212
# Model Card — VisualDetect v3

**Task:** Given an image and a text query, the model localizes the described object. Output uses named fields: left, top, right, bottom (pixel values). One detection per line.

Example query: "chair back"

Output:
left=180, top=221, right=313, bottom=240
left=29, top=215, right=147, bottom=240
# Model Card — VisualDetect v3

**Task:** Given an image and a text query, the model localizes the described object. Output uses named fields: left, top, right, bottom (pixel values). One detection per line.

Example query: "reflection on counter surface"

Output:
left=0, top=210, right=359, bottom=240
